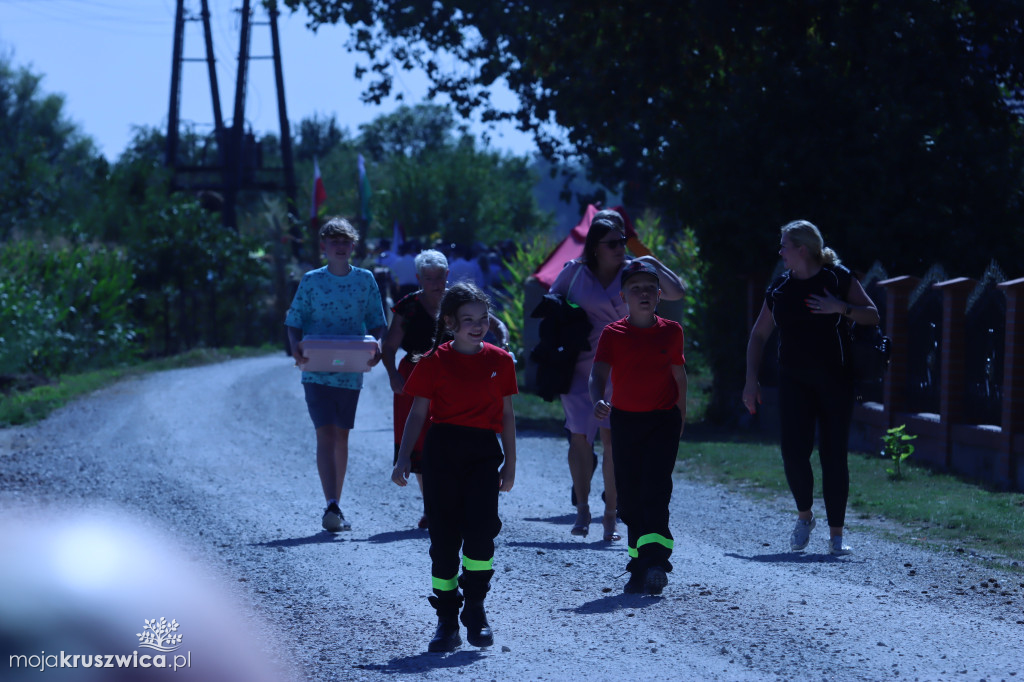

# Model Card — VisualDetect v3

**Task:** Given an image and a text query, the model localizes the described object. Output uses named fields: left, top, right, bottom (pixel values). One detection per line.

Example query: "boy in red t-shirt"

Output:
left=590, top=260, right=687, bottom=595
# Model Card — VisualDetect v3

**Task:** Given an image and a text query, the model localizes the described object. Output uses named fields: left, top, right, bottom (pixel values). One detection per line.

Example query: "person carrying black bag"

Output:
left=742, top=220, right=880, bottom=556
left=547, top=210, right=686, bottom=541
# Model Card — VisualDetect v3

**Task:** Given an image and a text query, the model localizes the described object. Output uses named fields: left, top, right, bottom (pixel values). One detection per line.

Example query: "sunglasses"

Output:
left=599, top=237, right=628, bottom=249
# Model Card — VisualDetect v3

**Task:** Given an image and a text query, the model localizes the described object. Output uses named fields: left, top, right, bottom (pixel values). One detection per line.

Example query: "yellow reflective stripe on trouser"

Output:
left=431, top=574, right=459, bottom=591
left=637, top=533, right=674, bottom=551
left=462, top=556, right=493, bottom=571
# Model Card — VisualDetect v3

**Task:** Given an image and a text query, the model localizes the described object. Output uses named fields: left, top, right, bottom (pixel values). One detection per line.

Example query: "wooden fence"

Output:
left=525, top=264, right=1024, bottom=491
left=848, top=269, right=1024, bottom=491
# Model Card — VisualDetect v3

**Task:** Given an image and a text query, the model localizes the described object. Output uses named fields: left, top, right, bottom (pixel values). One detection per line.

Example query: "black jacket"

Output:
left=529, top=293, right=593, bottom=401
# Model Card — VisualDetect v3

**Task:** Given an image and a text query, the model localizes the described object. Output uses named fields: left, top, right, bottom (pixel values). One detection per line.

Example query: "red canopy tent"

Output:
left=531, top=204, right=650, bottom=288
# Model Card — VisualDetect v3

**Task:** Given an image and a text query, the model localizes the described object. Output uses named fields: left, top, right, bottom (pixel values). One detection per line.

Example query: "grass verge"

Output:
left=0, top=346, right=276, bottom=427
left=677, top=436, right=1024, bottom=567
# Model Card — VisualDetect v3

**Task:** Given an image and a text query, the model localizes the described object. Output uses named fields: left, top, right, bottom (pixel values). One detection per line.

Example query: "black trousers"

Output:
left=610, top=406, right=682, bottom=574
left=422, top=423, right=503, bottom=604
left=778, top=366, right=854, bottom=529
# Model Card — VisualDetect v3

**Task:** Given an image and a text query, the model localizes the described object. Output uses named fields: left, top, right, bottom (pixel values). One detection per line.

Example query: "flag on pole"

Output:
left=357, top=153, right=371, bottom=224
left=310, top=157, right=327, bottom=232
left=392, top=220, right=405, bottom=250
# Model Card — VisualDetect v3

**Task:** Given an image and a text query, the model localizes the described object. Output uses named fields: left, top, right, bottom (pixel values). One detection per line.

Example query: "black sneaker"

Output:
left=623, top=569, right=646, bottom=594
left=644, top=566, right=668, bottom=596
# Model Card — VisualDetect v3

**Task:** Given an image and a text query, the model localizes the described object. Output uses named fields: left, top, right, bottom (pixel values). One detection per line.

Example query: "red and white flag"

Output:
left=310, top=157, right=327, bottom=230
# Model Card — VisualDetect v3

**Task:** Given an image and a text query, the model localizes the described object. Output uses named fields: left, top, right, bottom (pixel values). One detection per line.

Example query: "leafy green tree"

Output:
left=82, top=127, right=276, bottom=357
left=359, top=104, right=466, bottom=160
left=375, top=132, right=546, bottom=245
left=294, top=113, right=350, bottom=161
left=0, top=53, right=105, bottom=239
left=281, top=0, right=1024, bottom=417
left=298, top=104, right=551, bottom=248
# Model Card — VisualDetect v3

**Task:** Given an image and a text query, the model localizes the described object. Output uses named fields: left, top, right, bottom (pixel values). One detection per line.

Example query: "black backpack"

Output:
left=845, top=322, right=892, bottom=402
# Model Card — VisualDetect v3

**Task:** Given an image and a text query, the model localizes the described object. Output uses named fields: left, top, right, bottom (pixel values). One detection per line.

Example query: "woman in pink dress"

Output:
left=548, top=209, right=685, bottom=540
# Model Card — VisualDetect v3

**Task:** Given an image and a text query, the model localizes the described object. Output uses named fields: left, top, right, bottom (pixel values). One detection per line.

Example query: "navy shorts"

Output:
left=303, top=382, right=360, bottom=430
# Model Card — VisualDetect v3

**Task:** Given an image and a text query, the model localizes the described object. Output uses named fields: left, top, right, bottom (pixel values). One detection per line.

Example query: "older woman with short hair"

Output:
left=382, top=248, right=509, bottom=529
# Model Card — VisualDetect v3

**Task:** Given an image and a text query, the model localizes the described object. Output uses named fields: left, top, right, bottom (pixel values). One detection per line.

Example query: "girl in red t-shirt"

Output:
left=392, top=282, right=517, bottom=653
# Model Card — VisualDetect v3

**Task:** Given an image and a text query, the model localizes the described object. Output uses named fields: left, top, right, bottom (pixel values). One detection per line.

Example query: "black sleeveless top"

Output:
left=765, top=264, right=853, bottom=372
left=392, top=291, right=436, bottom=358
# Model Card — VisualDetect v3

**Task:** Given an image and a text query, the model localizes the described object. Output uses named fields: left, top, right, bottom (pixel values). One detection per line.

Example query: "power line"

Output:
left=0, top=0, right=172, bottom=36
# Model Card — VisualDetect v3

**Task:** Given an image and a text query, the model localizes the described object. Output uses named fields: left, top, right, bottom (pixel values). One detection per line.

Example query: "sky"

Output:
left=0, top=0, right=539, bottom=161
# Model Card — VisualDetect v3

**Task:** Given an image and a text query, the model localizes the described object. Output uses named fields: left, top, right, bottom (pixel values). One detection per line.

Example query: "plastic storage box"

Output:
left=299, top=335, right=377, bottom=372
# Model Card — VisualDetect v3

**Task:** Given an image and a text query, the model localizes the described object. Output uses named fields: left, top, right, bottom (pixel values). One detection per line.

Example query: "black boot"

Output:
left=427, top=594, right=462, bottom=652
left=428, top=615, right=461, bottom=652
left=460, top=598, right=494, bottom=647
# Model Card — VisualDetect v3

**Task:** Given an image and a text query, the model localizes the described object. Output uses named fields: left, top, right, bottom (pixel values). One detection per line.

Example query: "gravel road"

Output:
left=2, top=354, right=1023, bottom=681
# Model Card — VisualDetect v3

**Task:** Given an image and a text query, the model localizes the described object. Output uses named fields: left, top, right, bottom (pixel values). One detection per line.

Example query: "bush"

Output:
left=0, top=239, right=136, bottom=377
left=492, top=232, right=555, bottom=360
left=127, top=198, right=274, bottom=356
left=632, top=210, right=709, bottom=351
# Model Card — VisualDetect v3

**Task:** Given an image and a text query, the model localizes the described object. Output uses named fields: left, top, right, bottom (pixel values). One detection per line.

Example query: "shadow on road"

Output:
left=354, top=649, right=487, bottom=673
left=506, top=539, right=621, bottom=552
left=252, top=532, right=344, bottom=548
left=254, top=529, right=430, bottom=548
left=523, top=514, right=576, bottom=525
left=562, top=592, right=663, bottom=615
left=357, top=529, right=429, bottom=544
left=725, top=551, right=860, bottom=564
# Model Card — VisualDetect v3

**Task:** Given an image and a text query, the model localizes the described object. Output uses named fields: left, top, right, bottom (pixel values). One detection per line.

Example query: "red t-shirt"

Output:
left=594, top=316, right=685, bottom=412
left=404, top=342, right=519, bottom=432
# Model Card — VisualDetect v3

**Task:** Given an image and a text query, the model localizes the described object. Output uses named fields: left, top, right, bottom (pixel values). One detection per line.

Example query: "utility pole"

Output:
left=165, top=0, right=299, bottom=234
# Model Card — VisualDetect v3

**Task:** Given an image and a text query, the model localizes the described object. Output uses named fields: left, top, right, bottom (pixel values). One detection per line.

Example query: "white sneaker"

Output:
left=829, top=536, right=852, bottom=556
left=790, top=516, right=816, bottom=551
left=322, top=503, right=350, bottom=532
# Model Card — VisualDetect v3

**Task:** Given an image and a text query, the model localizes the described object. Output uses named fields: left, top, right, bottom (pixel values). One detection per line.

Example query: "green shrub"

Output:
left=633, top=210, right=709, bottom=351
left=882, top=424, right=917, bottom=480
left=0, top=240, right=136, bottom=377
left=493, top=232, right=554, bottom=360
left=126, top=198, right=273, bottom=356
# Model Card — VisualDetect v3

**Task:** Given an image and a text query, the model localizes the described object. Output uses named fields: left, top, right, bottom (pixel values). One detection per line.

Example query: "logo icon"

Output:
left=490, top=371, right=497, bottom=378
left=137, top=618, right=183, bottom=652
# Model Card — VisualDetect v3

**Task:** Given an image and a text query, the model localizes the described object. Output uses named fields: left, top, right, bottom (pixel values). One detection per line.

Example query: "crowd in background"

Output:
left=367, top=238, right=517, bottom=315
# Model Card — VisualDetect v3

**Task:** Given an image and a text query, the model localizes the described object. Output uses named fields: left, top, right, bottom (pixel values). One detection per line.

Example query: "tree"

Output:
left=359, top=103, right=466, bottom=160
left=362, top=105, right=547, bottom=244
left=294, top=113, right=350, bottom=161
left=0, top=53, right=104, bottom=239
left=282, top=0, right=1024, bottom=417
left=297, top=104, right=552, bottom=247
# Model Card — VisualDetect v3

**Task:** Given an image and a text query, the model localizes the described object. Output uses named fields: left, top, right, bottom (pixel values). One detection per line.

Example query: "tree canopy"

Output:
left=0, top=54, right=104, bottom=239
left=301, top=103, right=551, bottom=246
left=282, top=0, right=1024, bottom=415
left=282, top=0, right=1024, bottom=273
